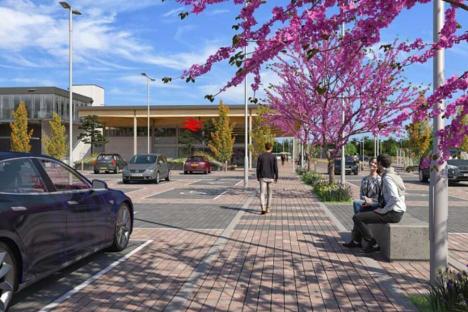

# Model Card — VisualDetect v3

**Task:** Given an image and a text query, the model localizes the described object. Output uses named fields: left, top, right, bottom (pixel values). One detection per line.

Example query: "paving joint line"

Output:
left=165, top=194, right=255, bottom=310
left=38, top=239, right=153, bottom=312
left=317, top=200, right=417, bottom=311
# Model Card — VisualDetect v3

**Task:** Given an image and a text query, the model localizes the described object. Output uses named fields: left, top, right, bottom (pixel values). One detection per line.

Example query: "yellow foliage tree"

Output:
left=44, top=113, right=67, bottom=159
left=10, top=101, right=33, bottom=152
left=406, top=118, right=432, bottom=159
left=250, top=105, right=274, bottom=160
left=208, top=101, right=235, bottom=170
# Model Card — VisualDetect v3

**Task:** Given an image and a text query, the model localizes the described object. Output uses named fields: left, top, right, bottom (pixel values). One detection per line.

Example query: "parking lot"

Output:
left=10, top=169, right=252, bottom=311
left=9, top=166, right=467, bottom=311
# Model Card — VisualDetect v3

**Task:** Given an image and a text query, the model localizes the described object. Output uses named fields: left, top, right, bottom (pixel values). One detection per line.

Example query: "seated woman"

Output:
left=353, top=158, right=381, bottom=214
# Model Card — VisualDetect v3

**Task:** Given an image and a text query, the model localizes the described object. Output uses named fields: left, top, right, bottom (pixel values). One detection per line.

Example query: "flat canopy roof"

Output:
left=78, top=104, right=259, bottom=128
left=79, top=104, right=257, bottom=111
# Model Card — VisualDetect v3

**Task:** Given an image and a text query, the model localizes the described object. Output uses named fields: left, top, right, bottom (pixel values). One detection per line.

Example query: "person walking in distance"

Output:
left=256, top=142, right=278, bottom=214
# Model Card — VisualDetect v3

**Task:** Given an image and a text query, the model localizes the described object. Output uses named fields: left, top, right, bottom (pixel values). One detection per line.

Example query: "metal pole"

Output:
left=340, top=22, right=346, bottom=184
left=300, top=143, right=304, bottom=169
left=292, top=138, right=296, bottom=172
left=249, top=113, right=252, bottom=169
left=147, top=78, right=150, bottom=154
left=68, top=8, right=73, bottom=166
left=243, top=44, right=249, bottom=188
left=430, top=0, right=448, bottom=285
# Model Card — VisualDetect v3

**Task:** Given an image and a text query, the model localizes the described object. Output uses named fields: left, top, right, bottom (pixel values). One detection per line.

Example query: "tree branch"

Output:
left=443, top=0, right=468, bottom=11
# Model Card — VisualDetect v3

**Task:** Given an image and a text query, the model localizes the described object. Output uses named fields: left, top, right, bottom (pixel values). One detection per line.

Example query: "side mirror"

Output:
left=92, top=179, right=108, bottom=190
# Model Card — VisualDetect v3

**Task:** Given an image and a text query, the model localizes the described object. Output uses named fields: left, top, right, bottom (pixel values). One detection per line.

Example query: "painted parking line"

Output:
left=38, top=240, right=153, bottom=312
left=213, top=190, right=228, bottom=200
left=146, top=187, right=175, bottom=198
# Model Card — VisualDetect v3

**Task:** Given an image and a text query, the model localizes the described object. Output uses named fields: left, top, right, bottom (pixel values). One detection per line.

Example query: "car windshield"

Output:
left=188, top=156, right=204, bottom=162
left=447, top=159, right=468, bottom=166
left=97, top=155, right=113, bottom=161
left=129, top=155, right=156, bottom=164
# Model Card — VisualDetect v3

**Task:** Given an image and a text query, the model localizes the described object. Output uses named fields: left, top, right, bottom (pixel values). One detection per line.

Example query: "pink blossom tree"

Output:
left=172, top=0, right=467, bottom=161
left=266, top=37, right=419, bottom=183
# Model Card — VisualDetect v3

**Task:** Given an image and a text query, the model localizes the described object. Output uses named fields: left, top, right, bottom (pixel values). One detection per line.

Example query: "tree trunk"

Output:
left=224, top=161, right=228, bottom=172
left=327, top=156, right=335, bottom=184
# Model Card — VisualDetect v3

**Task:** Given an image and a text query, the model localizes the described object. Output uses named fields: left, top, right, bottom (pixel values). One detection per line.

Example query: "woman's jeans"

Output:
left=353, top=200, right=379, bottom=214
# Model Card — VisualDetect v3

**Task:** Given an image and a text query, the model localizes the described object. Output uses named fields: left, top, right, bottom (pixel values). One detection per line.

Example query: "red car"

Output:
left=184, top=156, right=211, bottom=174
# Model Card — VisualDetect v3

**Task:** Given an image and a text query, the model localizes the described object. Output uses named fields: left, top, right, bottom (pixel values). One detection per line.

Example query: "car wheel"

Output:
left=123, top=179, right=129, bottom=184
left=109, top=204, right=132, bottom=252
left=94, top=169, right=99, bottom=174
left=0, top=242, right=17, bottom=311
left=165, top=170, right=170, bottom=181
left=114, top=167, right=118, bottom=174
left=204, top=170, right=208, bottom=174
left=184, top=171, right=188, bottom=174
left=155, top=172, right=160, bottom=184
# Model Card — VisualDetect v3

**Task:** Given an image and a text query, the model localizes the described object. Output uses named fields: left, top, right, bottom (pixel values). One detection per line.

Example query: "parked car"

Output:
left=334, top=157, right=359, bottom=175
left=419, top=157, right=468, bottom=184
left=184, top=156, right=211, bottom=174
left=0, top=152, right=134, bottom=310
left=122, top=154, right=170, bottom=184
left=94, top=153, right=127, bottom=174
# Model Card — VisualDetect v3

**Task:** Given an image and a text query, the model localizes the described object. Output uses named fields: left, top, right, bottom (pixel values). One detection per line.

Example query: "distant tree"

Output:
left=179, top=118, right=214, bottom=156
left=406, top=117, right=432, bottom=159
left=461, top=110, right=468, bottom=153
left=10, top=101, right=33, bottom=152
left=250, top=105, right=274, bottom=159
left=44, top=113, right=67, bottom=159
left=78, top=115, right=107, bottom=155
left=382, top=138, right=399, bottom=156
left=345, top=142, right=358, bottom=156
left=208, top=101, right=235, bottom=170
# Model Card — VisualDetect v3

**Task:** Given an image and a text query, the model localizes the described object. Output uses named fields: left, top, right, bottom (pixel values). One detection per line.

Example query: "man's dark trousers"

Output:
left=351, top=211, right=404, bottom=242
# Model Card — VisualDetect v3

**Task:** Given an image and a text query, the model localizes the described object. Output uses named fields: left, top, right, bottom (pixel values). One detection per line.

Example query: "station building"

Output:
left=0, top=86, right=257, bottom=165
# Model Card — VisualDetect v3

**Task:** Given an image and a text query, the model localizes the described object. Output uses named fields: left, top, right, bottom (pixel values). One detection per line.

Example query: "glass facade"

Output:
left=0, top=94, right=90, bottom=122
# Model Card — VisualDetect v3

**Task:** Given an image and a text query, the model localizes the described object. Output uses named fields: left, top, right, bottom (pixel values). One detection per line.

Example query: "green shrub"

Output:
left=313, top=182, right=352, bottom=202
left=74, top=153, right=100, bottom=166
left=428, top=268, right=468, bottom=312
left=301, top=171, right=323, bottom=186
left=296, top=167, right=307, bottom=175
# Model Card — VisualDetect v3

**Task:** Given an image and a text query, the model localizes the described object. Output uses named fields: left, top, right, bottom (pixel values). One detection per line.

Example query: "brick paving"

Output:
left=35, top=166, right=467, bottom=311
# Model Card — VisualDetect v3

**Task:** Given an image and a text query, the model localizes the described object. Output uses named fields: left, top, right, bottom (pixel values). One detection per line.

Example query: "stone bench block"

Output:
left=368, top=214, right=429, bottom=261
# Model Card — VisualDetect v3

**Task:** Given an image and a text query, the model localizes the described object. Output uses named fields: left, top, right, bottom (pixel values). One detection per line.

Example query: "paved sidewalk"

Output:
left=42, top=166, right=466, bottom=311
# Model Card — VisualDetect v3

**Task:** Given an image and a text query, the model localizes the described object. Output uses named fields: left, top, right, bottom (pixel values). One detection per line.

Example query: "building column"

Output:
left=151, top=119, right=156, bottom=153
left=248, top=113, right=252, bottom=169
left=133, top=111, right=137, bottom=155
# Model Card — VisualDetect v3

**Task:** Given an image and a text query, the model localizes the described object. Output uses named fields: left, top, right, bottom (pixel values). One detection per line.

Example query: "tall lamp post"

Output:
left=430, top=0, right=448, bottom=285
left=141, top=73, right=155, bottom=154
left=60, top=1, right=81, bottom=166
left=243, top=43, right=249, bottom=188
left=340, top=22, right=346, bottom=185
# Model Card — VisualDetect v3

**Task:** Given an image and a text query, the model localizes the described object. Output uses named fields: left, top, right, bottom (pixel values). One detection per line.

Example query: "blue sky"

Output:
left=0, top=0, right=466, bottom=106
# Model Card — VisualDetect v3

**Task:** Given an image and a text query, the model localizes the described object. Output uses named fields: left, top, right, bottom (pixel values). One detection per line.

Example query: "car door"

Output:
left=0, top=158, right=67, bottom=279
left=37, top=159, right=113, bottom=260
left=158, top=156, right=168, bottom=178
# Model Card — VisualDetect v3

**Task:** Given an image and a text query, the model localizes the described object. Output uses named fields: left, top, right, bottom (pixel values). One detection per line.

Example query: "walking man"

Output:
left=256, top=142, right=278, bottom=214
left=343, top=154, right=406, bottom=252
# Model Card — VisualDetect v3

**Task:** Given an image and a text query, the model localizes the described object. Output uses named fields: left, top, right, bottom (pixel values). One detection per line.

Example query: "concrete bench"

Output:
left=368, top=214, right=429, bottom=261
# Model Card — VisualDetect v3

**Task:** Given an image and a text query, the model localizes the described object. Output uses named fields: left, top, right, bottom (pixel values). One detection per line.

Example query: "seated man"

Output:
left=353, top=157, right=381, bottom=214
left=343, top=154, right=406, bottom=252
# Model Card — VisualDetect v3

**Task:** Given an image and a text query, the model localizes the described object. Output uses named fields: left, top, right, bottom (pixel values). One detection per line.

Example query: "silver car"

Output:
left=122, top=154, right=170, bottom=184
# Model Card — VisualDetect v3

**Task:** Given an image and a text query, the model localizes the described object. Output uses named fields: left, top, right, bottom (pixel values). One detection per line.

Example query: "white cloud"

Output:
left=163, top=7, right=184, bottom=18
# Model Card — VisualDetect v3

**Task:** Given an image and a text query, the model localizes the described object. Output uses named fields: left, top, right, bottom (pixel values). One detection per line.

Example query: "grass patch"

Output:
left=409, top=294, right=431, bottom=312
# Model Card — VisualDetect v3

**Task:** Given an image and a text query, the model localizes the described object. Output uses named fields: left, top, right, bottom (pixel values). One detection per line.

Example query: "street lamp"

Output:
left=141, top=73, right=155, bottom=154
left=430, top=0, right=448, bottom=285
left=340, top=22, right=346, bottom=185
left=60, top=1, right=81, bottom=166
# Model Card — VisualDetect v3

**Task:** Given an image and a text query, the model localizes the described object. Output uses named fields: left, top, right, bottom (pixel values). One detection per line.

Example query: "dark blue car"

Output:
left=0, top=152, right=134, bottom=310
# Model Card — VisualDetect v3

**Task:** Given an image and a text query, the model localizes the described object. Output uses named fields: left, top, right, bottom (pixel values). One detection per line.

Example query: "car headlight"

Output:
left=123, top=167, right=129, bottom=174
left=145, top=168, right=155, bottom=174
